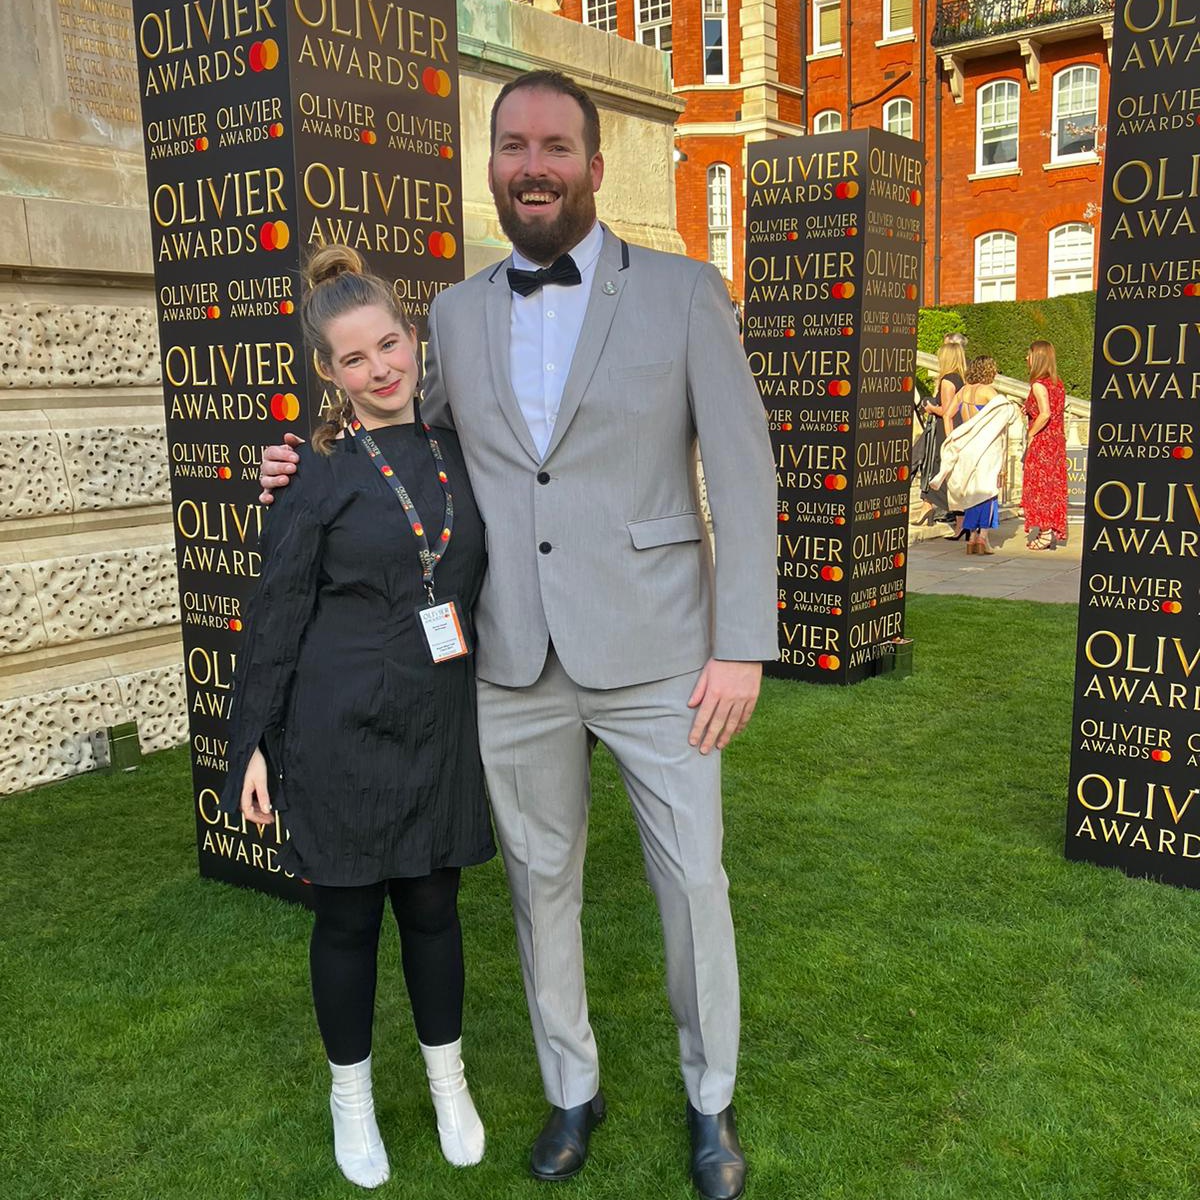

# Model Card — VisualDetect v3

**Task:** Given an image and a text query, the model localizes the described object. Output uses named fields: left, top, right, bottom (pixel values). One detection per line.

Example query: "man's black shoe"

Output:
left=687, top=1102, right=746, bottom=1200
left=530, top=1091, right=606, bottom=1181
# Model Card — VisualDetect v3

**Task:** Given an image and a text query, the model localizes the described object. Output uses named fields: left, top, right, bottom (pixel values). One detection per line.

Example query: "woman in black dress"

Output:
left=916, top=334, right=968, bottom=532
left=221, top=246, right=494, bottom=1188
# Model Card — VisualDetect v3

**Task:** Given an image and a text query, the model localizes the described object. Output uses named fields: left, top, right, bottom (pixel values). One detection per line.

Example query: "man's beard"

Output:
left=494, top=178, right=596, bottom=264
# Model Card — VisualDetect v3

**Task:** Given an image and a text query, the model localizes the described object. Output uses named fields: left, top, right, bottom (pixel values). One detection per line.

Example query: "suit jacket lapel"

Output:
left=485, top=260, right=541, bottom=464
left=543, top=229, right=626, bottom=461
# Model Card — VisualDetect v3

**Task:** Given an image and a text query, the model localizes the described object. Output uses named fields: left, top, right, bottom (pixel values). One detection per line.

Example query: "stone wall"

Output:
left=0, top=0, right=681, bottom=795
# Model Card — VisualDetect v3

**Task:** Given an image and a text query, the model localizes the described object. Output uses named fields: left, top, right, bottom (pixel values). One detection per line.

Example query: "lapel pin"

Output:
left=603, top=280, right=616, bottom=295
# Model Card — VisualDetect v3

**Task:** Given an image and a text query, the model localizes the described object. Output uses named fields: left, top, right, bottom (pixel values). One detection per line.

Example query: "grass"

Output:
left=3, top=594, right=1200, bottom=1199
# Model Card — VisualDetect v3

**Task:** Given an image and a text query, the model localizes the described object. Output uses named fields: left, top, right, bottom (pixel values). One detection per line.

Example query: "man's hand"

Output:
left=258, top=432, right=305, bottom=505
left=687, top=659, right=763, bottom=755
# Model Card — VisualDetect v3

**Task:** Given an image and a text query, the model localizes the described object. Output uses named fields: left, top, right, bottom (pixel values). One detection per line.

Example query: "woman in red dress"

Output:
left=1022, top=340, right=1068, bottom=550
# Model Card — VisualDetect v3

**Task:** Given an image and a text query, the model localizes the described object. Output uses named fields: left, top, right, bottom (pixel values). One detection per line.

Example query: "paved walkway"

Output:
left=906, top=516, right=1082, bottom=604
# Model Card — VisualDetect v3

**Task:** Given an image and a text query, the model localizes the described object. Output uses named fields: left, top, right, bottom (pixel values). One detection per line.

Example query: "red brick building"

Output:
left=550, top=0, right=1111, bottom=305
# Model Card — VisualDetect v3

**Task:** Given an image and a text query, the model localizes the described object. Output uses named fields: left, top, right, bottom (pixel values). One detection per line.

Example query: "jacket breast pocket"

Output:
left=627, top=512, right=703, bottom=549
left=610, top=361, right=673, bottom=382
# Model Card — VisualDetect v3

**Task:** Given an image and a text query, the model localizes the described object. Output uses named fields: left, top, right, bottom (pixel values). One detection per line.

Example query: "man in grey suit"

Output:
left=264, top=72, right=775, bottom=1200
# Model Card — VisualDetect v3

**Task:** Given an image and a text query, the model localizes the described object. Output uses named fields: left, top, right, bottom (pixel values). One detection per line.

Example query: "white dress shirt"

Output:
left=508, top=221, right=604, bottom=459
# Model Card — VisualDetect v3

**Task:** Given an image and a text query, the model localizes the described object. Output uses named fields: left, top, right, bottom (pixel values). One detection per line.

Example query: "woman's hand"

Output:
left=240, top=748, right=274, bottom=826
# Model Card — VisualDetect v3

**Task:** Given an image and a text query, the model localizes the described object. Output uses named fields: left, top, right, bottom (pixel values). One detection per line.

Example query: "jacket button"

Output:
left=537, top=471, right=550, bottom=484
left=539, top=541, right=552, bottom=554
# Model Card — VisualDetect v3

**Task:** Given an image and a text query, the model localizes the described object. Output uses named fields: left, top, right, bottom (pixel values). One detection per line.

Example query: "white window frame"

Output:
left=883, top=0, right=913, bottom=37
left=812, top=109, right=842, bottom=134
left=974, top=231, right=1017, bottom=302
left=582, top=0, right=618, bottom=33
left=813, top=0, right=841, bottom=54
left=976, top=79, right=1019, bottom=173
left=1048, top=223, right=1094, bottom=296
left=1052, top=64, right=1100, bottom=162
left=882, top=97, right=913, bottom=139
left=707, top=163, right=732, bottom=280
left=703, top=0, right=728, bottom=83
left=636, top=0, right=672, bottom=81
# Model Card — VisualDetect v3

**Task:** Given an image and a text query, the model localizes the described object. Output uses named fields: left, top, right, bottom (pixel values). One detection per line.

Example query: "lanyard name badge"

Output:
left=349, top=418, right=470, bottom=664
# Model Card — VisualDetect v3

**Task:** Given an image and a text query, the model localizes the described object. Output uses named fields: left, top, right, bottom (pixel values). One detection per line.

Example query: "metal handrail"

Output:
left=932, top=0, right=1115, bottom=46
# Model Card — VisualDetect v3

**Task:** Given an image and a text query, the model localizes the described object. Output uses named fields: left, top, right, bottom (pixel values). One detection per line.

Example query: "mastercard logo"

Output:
left=1162, top=600, right=1183, bottom=613
left=845, top=226, right=857, bottom=237
left=381, top=465, right=394, bottom=477
left=228, top=618, right=243, bottom=632
left=821, top=565, right=843, bottom=582
left=873, top=509, right=881, bottom=518
left=270, top=392, right=300, bottom=421
left=900, top=504, right=908, bottom=514
left=1173, top=446, right=1193, bottom=458
left=194, top=136, right=209, bottom=151
left=413, top=523, right=425, bottom=536
left=834, top=181, right=858, bottom=199
left=834, top=516, right=846, bottom=525
left=217, top=466, right=232, bottom=480
left=248, top=38, right=279, bottom=72
left=830, top=606, right=842, bottom=615
left=905, top=285, right=919, bottom=301
left=897, top=466, right=910, bottom=481
left=837, top=423, right=850, bottom=432
left=206, top=305, right=221, bottom=319
left=831, top=282, right=855, bottom=299
left=428, top=230, right=457, bottom=259
left=824, top=474, right=848, bottom=491
left=827, top=380, right=852, bottom=397
left=439, top=144, right=454, bottom=159
left=422, top=67, right=452, bottom=97
left=1151, top=749, right=1172, bottom=762
left=784, top=328, right=796, bottom=338
left=1184, top=283, right=1199, bottom=296
left=278, top=299, right=295, bottom=315
left=910, top=189, right=922, bottom=205
left=778, top=600, right=787, bottom=610
left=886, top=229, right=895, bottom=238
left=882, top=324, right=891, bottom=334
left=817, top=654, right=840, bottom=670
left=260, top=220, right=290, bottom=250
left=360, top=129, right=377, bottom=145
left=878, top=420, right=885, bottom=428
left=778, top=512, right=790, bottom=523
left=786, top=231, right=799, bottom=241
left=869, top=598, right=878, bottom=608
left=898, top=589, right=905, bottom=599
left=842, top=327, right=854, bottom=336
left=901, top=376, right=913, bottom=390
left=893, top=553, right=906, bottom=568
left=781, top=422, right=793, bottom=431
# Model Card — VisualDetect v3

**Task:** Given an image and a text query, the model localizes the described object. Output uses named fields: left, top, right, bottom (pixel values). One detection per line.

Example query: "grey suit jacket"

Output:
left=423, top=226, right=777, bottom=690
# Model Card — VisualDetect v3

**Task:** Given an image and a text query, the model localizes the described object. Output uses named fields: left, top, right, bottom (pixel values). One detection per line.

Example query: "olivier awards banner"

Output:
left=132, top=0, right=463, bottom=899
left=744, top=130, right=924, bottom=684
left=1064, top=0, right=1200, bottom=885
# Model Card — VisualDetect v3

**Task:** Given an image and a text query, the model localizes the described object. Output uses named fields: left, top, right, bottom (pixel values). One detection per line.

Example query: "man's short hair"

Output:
left=489, top=70, right=602, bottom=160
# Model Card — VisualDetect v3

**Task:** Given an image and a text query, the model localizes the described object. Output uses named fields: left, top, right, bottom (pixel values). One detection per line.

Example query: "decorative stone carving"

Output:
left=0, top=662, right=186, bottom=795
left=0, top=304, right=159, bottom=388
left=27, top=544, right=178, bottom=648
left=59, top=425, right=170, bottom=510
left=0, top=430, right=74, bottom=521
left=0, top=563, right=47, bottom=654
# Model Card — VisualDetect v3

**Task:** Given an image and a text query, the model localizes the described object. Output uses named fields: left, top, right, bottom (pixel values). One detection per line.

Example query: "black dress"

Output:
left=220, top=420, right=495, bottom=886
left=920, top=370, right=965, bottom=512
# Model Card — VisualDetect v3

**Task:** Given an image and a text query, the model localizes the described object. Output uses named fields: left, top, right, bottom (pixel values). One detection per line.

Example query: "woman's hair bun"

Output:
left=305, top=244, right=366, bottom=288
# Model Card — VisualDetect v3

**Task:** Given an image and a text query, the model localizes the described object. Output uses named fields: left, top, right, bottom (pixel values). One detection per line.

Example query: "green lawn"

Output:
left=3, top=595, right=1199, bottom=1199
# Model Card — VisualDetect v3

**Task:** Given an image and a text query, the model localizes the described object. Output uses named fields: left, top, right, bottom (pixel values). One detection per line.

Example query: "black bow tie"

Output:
left=507, top=253, right=582, bottom=297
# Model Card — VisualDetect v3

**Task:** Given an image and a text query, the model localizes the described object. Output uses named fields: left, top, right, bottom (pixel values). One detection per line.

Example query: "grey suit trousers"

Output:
left=478, top=646, right=739, bottom=1115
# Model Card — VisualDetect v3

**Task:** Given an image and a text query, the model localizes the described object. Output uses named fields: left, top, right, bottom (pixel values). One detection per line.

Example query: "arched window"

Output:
left=707, top=164, right=732, bottom=279
left=883, top=98, right=913, bottom=139
left=1052, top=65, right=1100, bottom=160
left=813, top=109, right=842, bottom=135
left=974, top=231, right=1017, bottom=302
left=976, top=79, right=1019, bottom=172
left=1048, top=223, right=1094, bottom=295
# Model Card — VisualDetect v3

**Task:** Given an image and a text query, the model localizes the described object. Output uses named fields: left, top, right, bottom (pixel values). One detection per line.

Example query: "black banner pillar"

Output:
left=132, top=0, right=464, bottom=899
left=744, top=130, right=924, bottom=684
left=1065, top=0, right=1200, bottom=884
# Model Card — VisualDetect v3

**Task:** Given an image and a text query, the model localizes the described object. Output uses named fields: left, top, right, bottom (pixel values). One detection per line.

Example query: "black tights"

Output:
left=309, top=868, right=463, bottom=1065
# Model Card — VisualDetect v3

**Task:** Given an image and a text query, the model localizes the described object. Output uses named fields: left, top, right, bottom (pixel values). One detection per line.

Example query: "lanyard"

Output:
left=347, top=418, right=454, bottom=603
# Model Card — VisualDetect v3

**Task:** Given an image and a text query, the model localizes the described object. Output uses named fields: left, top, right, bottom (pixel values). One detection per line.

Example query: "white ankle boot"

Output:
left=328, top=1055, right=390, bottom=1189
left=419, top=1037, right=485, bottom=1166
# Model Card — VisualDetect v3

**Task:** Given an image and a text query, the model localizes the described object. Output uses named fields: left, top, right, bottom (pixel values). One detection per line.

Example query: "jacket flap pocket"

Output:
left=628, top=512, right=702, bottom=549
left=610, top=360, right=672, bottom=382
